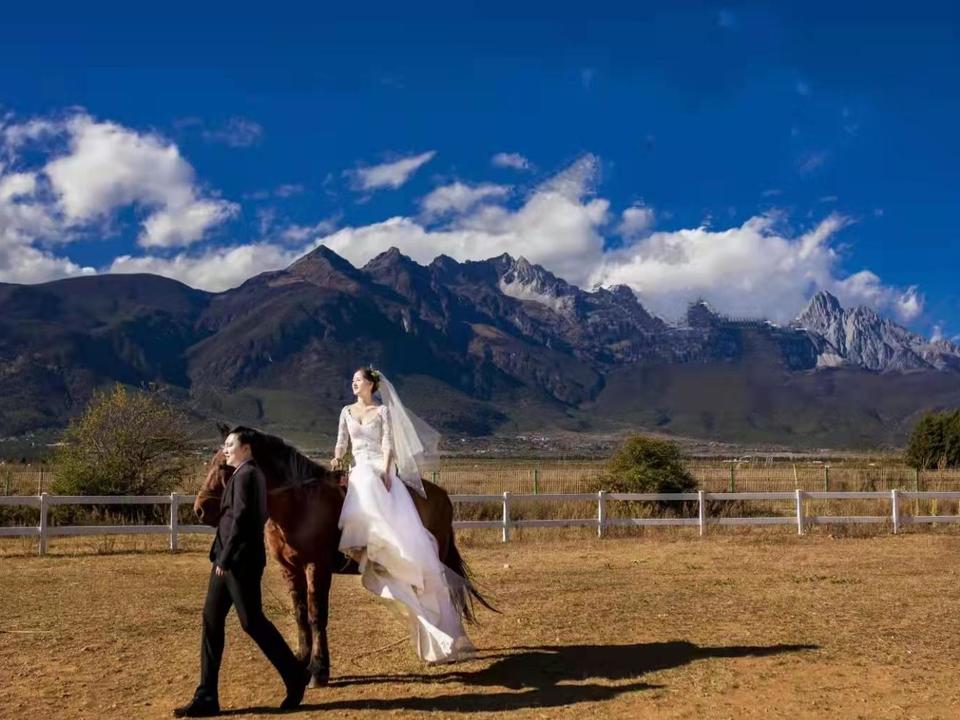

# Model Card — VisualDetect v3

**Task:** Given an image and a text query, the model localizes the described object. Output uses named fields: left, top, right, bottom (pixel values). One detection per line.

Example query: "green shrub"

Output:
left=904, top=409, right=960, bottom=470
left=52, top=384, right=191, bottom=497
left=599, top=435, right=697, bottom=494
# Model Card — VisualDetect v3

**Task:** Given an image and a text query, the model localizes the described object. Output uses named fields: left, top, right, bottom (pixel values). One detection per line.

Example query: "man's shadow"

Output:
left=222, top=640, right=817, bottom=715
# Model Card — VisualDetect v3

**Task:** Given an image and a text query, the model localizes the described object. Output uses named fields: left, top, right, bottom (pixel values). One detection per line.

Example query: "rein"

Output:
left=266, top=473, right=342, bottom=496
left=199, top=464, right=342, bottom=503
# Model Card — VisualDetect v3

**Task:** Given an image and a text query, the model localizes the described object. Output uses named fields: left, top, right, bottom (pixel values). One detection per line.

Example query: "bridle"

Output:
left=199, top=460, right=343, bottom=502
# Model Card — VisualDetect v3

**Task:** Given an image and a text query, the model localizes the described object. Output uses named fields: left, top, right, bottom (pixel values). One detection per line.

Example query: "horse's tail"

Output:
left=443, top=532, right=498, bottom=624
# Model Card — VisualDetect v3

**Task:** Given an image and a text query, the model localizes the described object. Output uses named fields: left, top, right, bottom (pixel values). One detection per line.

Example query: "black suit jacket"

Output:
left=209, top=460, right=268, bottom=572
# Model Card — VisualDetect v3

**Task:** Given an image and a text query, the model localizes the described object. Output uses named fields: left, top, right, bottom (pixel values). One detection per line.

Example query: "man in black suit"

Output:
left=174, top=427, right=308, bottom=717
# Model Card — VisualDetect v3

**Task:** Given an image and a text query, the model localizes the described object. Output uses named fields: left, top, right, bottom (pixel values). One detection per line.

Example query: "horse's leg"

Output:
left=305, top=561, right=332, bottom=687
left=286, top=563, right=311, bottom=665
left=266, top=523, right=311, bottom=664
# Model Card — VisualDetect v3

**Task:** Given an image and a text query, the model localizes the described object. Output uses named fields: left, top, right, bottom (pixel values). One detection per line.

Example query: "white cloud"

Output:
left=106, top=220, right=339, bottom=292
left=201, top=117, right=263, bottom=148
left=617, top=204, right=654, bottom=240
left=139, top=200, right=238, bottom=249
left=0, top=110, right=237, bottom=285
left=798, top=150, right=828, bottom=174
left=320, top=154, right=608, bottom=285
left=347, top=151, right=436, bottom=191
left=0, top=114, right=922, bottom=331
left=109, top=242, right=307, bottom=292
left=0, top=171, right=37, bottom=201
left=590, top=213, right=922, bottom=324
left=159, top=153, right=907, bottom=330
left=0, top=165, right=94, bottom=284
left=832, top=272, right=923, bottom=322
left=0, top=242, right=95, bottom=284
left=0, top=117, right=60, bottom=155
left=279, top=219, right=338, bottom=243
left=244, top=183, right=306, bottom=201
left=491, top=152, right=532, bottom=171
left=420, top=181, right=510, bottom=218
left=896, top=287, right=923, bottom=322
left=42, top=114, right=237, bottom=248
left=274, top=183, right=304, bottom=198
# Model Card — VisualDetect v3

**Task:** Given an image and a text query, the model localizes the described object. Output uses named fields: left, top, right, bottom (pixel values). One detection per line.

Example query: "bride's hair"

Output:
left=356, top=366, right=381, bottom=393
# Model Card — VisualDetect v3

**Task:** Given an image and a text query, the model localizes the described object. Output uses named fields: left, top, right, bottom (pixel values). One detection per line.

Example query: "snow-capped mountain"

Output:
left=793, top=291, right=960, bottom=372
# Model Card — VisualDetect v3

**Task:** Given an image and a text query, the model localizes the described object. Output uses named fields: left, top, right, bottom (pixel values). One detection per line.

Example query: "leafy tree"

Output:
left=52, top=385, right=191, bottom=496
left=600, top=435, right=697, bottom=494
left=905, top=409, right=960, bottom=470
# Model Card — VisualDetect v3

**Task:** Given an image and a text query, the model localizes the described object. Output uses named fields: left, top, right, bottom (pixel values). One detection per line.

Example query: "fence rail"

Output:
left=7, top=462, right=960, bottom=497
left=2, top=490, right=960, bottom=555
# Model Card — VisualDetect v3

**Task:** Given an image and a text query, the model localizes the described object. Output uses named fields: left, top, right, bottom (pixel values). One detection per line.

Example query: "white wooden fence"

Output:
left=2, top=490, right=959, bottom=555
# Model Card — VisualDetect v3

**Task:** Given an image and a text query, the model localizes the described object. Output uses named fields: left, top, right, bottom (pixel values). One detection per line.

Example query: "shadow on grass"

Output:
left=217, top=640, right=817, bottom=715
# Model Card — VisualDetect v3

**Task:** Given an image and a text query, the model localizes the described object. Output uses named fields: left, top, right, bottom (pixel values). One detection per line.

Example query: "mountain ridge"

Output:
left=0, top=247, right=957, bottom=448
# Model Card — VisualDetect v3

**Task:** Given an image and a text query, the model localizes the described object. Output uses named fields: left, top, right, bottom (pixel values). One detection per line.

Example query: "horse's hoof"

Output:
left=308, top=672, right=330, bottom=689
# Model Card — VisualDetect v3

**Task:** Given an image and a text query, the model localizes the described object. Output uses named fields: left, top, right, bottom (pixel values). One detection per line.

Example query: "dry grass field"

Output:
left=3, top=529, right=960, bottom=719
left=6, top=460, right=960, bottom=497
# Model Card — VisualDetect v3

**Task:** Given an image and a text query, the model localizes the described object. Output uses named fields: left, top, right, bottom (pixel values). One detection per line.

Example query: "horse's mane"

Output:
left=246, top=428, right=340, bottom=490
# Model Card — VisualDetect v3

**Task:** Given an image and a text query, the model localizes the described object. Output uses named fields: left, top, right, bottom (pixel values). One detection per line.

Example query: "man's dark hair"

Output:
left=229, top=426, right=259, bottom=449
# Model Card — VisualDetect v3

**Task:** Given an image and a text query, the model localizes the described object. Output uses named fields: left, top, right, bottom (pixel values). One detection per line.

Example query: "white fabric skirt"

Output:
left=338, top=461, right=474, bottom=663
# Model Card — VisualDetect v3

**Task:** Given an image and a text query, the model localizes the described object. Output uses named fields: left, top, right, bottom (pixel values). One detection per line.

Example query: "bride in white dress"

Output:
left=331, top=367, right=475, bottom=663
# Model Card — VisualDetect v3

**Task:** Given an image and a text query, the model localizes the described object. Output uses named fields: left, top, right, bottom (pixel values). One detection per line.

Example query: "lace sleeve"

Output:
left=334, top=407, right=350, bottom=459
left=380, top=405, right=394, bottom=459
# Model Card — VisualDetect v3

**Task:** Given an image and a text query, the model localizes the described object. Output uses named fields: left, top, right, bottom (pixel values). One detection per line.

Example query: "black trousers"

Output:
left=198, top=564, right=300, bottom=698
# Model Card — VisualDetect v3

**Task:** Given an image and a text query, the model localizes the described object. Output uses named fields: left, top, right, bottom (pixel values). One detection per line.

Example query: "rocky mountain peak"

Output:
left=363, top=246, right=420, bottom=273
left=495, top=255, right=578, bottom=314
left=686, top=299, right=721, bottom=327
left=284, top=244, right=364, bottom=289
left=791, top=290, right=960, bottom=371
left=798, top=290, right=844, bottom=327
left=608, top=284, right=637, bottom=301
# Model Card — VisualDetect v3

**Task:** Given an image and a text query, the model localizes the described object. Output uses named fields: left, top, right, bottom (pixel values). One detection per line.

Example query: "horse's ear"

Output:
left=216, top=422, right=231, bottom=440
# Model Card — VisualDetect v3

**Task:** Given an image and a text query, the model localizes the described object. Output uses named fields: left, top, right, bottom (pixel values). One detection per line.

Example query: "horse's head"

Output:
left=194, top=422, right=234, bottom=527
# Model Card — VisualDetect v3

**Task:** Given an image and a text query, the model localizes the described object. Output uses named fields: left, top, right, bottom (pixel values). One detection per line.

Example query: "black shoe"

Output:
left=279, top=667, right=310, bottom=711
left=172, top=695, right=220, bottom=717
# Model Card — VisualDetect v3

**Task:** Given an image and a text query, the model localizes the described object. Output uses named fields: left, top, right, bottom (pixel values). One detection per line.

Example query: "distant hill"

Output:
left=1, top=247, right=958, bottom=450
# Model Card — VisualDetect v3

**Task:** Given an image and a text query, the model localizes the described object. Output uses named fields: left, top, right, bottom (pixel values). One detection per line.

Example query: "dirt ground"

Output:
left=2, top=530, right=960, bottom=719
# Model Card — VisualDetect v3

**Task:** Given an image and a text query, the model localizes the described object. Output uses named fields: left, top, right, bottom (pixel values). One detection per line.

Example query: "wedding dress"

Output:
left=335, top=401, right=474, bottom=663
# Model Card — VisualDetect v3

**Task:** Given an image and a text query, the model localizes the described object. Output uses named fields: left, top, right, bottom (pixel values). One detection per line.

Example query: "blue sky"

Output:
left=0, top=1, right=957, bottom=338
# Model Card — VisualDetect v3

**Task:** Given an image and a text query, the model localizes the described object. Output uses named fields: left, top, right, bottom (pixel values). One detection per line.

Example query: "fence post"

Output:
left=698, top=490, right=706, bottom=537
left=533, top=468, right=540, bottom=495
left=169, top=493, right=179, bottom=552
left=823, top=466, right=830, bottom=492
left=729, top=466, right=735, bottom=493
left=891, top=489, right=900, bottom=534
left=597, top=490, right=607, bottom=538
left=914, top=468, right=920, bottom=492
left=501, top=491, right=511, bottom=543
left=795, top=489, right=805, bottom=535
left=38, top=492, right=49, bottom=556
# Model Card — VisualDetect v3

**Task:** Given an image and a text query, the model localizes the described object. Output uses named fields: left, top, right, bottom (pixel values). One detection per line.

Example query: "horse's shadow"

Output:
left=220, top=640, right=817, bottom=715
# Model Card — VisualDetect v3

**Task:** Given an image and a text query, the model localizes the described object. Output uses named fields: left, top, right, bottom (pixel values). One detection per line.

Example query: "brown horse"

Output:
left=194, top=423, right=492, bottom=687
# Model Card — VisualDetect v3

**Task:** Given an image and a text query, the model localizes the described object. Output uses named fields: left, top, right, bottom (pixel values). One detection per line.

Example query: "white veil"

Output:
left=378, top=374, right=440, bottom=498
